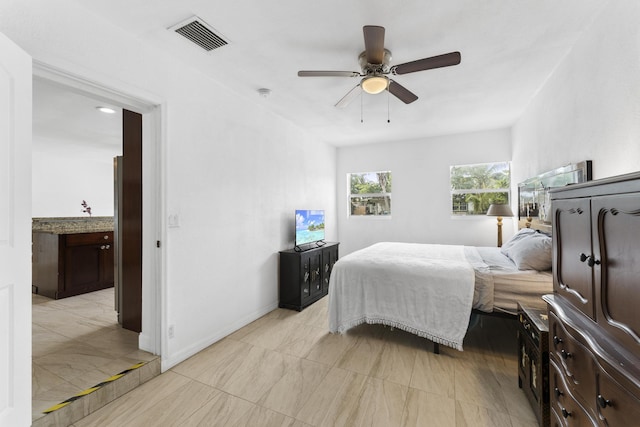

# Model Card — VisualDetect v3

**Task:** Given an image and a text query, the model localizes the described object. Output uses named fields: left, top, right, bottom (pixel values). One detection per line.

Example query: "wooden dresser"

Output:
left=544, top=172, right=640, bottom=426
left=279, top=242, right=339, bottom=311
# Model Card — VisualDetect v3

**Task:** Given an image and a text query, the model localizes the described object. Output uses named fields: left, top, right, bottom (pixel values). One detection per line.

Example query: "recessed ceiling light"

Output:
left=257, top=88, right=272, bottom=98
left=96, top=106, right=116, bottom=114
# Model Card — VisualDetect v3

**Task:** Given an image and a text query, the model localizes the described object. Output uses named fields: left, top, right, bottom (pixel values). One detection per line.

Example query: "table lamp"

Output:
left=487, top=204, right=514, bottom=247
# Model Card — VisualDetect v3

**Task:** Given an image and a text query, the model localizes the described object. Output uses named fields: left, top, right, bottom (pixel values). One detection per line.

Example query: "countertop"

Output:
left=32, top=217, right=114, bottom=234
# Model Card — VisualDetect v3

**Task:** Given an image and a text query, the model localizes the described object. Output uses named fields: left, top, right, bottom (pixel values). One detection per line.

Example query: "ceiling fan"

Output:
left=298, top=25, right=461, bottom=108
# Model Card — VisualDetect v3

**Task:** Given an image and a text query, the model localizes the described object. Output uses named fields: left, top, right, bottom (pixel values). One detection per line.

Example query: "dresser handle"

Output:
left=553, top=336, right=563, bottom=345
left=579, top=253, right=601, bottom=267
left=561, top=407, right=571, bottom=418
left=554, top=387, right=564, bottom=398
left=597, top=394, right=611, bottom=408
left=561, top=349, right=572, bottom=359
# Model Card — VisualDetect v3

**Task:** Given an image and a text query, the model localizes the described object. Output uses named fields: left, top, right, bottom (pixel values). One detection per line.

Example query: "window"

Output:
left=348, top=171, right=392, bottom=216
left=450, top=162, right=510, bottom=216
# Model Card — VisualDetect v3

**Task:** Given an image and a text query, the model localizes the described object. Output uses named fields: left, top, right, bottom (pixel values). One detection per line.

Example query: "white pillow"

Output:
left=500, top=228, right=538, bottom=256
left=504, top=232, right=552, bottom=271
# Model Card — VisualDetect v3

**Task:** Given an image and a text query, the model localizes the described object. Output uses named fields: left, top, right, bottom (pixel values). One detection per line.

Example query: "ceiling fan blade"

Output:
left=393, top=51, right=461, bottom=75
left=335, top=84, right=362, bottom=108
left=363, top=25, right=385, bottom=64
left=388, top=80, right=418, bottom=104
left=298, top=70, right=360, bottom=77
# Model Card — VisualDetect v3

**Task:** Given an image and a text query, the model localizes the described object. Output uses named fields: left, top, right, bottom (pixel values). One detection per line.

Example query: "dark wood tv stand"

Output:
left=279, top=242, right=339, bottom=311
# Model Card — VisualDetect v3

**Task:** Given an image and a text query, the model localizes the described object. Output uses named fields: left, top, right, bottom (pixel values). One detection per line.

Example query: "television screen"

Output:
left=295, top=209, right=325, bottom=246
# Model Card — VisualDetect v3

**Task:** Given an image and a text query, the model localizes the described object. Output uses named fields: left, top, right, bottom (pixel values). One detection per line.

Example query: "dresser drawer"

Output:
left=549, top=311, right=596, bottom=405
left=596, top=369, right=640, bottom=427
left=549, top=358, right=597, bottom=427
left=65, top=231, right=113, bottom=246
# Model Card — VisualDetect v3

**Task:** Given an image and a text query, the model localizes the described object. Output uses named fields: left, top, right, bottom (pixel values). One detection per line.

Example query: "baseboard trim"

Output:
left=160, top=301, right=278, bottom=371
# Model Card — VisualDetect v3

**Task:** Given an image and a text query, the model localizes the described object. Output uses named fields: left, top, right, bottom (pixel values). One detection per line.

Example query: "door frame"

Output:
left=33, top=60, right=165, bottom=356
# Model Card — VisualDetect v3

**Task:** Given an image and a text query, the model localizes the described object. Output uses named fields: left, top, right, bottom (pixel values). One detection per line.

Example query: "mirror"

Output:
left=518, top=160, right=592, bottom=231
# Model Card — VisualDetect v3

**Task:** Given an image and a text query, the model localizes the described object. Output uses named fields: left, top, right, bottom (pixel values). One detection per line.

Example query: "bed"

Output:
left=327, top=228, right=553, bottom=352
left=328, top=162, right=594, bottom=352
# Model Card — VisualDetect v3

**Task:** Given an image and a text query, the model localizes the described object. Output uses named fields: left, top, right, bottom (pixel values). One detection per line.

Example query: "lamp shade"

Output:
left=486, top=204, right=514, bottom=217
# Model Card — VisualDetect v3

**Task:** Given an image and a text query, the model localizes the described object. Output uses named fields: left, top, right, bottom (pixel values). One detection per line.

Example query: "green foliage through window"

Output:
left=450, top=162, right=510, bottom=215
left=349, top=171, right=392, bottom=216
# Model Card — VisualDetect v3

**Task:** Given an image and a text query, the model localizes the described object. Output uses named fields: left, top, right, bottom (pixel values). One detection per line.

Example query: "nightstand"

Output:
left=517, top=302, right=549, bottom=427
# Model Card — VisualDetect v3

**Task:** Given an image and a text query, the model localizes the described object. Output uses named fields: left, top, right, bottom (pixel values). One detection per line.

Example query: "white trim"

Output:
left=33, top=60, right=160, bottom=112
left=32, top=61, right=165, bottom=358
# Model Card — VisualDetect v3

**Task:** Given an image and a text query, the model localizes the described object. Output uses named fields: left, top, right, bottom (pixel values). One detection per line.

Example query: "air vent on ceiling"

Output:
left=170, top=16, right=228, bottom=52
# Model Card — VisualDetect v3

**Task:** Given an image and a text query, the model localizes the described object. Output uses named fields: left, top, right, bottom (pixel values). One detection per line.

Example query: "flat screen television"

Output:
left=295, top=209, right=325, bottom=248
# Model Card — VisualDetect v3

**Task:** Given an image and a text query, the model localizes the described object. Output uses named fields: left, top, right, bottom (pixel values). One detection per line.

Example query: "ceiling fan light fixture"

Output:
left=361, top=76, right=388, bottom=94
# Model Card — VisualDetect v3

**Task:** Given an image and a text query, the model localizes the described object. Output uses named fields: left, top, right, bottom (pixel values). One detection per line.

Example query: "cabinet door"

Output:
left=553, top=198, right=595, bottom=319
left=64, top=243, right=103, bottom=295
left=100, top=243, right=115, bottom=286
left=300, top=253, right=313, bottom=303
left=308, top=250, right=322, bottom=297
left=63, top=232, right=114, bottom=297
left=591, top=194, right=640, bottom=349
left=321, top=245, right=339, bottom=293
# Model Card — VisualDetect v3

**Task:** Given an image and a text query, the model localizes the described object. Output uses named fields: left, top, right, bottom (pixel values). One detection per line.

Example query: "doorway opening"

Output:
left=30, top=63, right=163, bottom=423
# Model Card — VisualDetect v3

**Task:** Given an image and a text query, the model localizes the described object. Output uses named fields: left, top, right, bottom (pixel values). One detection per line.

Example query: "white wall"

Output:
left=512, top=1, right=640, bottom=183
left=337, top=129, right=512, bottom=255
left=32, top=138, right=121, bottom=217
left=1, top=0, right=336, bottom=370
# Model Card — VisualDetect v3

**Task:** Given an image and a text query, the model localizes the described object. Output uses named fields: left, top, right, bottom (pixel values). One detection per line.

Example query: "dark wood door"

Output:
left=121, top=109, right=143, bottom=332
left=299, top=252, right=313, bottom=304
left=309, top=250, right=322, bottom=297
left=62, top=232, right=114, bottom=298
left=321, top=244, right=339, bottom=293
left=64, top=243, right=101, bottom=294
left=553, top=198, right=595, bottom=320
left=592, top=193, right=640, bottom=350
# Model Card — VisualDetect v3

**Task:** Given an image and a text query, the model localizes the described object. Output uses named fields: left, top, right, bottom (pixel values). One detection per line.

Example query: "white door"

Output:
left=0, top=32, right=32, bottom=426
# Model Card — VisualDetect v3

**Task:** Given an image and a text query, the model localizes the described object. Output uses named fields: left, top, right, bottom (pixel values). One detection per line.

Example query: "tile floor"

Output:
left=32, top=288, right=158, bottom=423
left=69, top=297, right=539, bottom=427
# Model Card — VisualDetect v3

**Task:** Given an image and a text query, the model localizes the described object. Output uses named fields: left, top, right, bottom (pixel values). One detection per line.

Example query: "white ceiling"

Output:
left=33, top=79, right=122, bottom=152
left=34, top=0, right=606, bottom=148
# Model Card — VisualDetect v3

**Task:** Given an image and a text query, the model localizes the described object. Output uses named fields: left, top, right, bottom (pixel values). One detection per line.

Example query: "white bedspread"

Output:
left=328, top=242, right=475, bottom=350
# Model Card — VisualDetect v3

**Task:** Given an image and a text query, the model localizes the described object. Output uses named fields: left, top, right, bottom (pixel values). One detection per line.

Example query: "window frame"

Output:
left=347, top=171, right=392, bottom=218
left=449, top=161, right=511, bottom=217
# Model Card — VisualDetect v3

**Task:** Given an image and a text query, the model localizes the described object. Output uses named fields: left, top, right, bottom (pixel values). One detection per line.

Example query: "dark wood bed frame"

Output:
left=431, top=309, right=514, bottom=354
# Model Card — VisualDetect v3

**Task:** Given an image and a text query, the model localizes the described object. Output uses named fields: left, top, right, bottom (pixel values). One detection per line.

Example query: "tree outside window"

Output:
left=348, top=171, right=392, bottom=216
left=450, top=162, right=510, bottom=215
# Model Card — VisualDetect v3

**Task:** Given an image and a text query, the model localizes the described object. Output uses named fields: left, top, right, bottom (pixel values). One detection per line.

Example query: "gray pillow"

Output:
left=504, top=232, right=552, bottom=270
left=500, top=228, right=538, bottom=256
